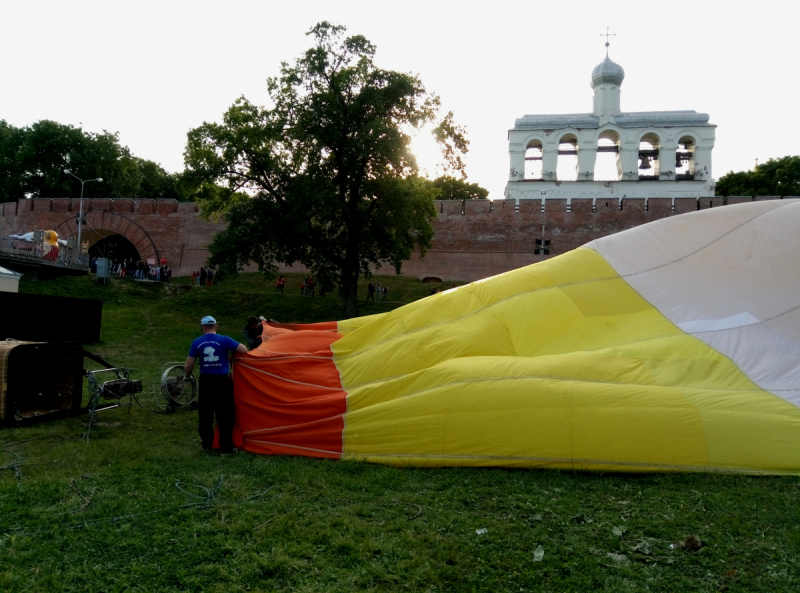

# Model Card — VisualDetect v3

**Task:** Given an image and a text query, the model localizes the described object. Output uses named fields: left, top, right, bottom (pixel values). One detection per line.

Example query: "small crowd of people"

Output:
left=297, top=276, right=329, bottom=297
left=299, top=276, right=320, bottom=296
left=90, top=257, right=172, bottom=282
left=367, top=282, right=389, bottom=301
left=274, top=275, right=333, bottom=298
left=191, top=267, right=218, bottom=287
left=273, top=274, right=392, bottom=302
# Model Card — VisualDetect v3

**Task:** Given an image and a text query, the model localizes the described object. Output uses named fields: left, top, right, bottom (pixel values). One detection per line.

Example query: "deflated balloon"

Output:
left=229, top=200, right=800, bottom=473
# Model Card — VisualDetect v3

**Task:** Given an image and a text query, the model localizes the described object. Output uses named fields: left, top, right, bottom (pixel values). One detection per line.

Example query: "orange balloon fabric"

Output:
left=228, top=323, right=345, bottom=458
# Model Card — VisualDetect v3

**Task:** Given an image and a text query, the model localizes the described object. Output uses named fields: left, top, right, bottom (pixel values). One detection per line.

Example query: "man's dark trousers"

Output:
left=198, top=374, right=235, bottom=451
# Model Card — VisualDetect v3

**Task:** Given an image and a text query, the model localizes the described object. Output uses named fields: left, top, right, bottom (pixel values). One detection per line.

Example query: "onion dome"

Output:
left=591, top=56, right=625, bottom=88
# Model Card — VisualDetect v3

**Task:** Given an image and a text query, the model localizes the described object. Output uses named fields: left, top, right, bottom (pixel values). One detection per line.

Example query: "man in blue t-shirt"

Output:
left=185, top=315, right=247, bottom=455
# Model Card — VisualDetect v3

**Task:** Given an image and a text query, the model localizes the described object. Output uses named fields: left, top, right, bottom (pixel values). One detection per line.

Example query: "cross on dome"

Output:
left=600, top=27, right=616, bottom=55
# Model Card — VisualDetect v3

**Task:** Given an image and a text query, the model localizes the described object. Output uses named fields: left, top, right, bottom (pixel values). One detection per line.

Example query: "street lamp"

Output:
left=63, top=169, right=102, bottom=265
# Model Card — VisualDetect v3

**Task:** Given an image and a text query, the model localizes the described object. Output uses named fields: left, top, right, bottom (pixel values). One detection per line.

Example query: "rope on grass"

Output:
left=0, top=480, right=424, bottom=538
left=0, top=435, right=82, bottom=480
left=175, top=474, right=225, bottom=502
left=70, top=478, right=99, bottom=514
left=0, top=435, right=82, bottom=449
left=1, top=442, right=29, bottom=479
left=0, top=478, right=273, bottom=538
left=0, top=438, right=36, bottom=449
left=0, top=459, right=28, bottom=479
left=83, top=413, right=96, bottom=445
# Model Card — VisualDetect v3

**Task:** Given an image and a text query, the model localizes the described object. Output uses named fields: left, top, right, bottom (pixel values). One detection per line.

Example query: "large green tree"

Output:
left=429, top=175, right=488, bottom=200
left=184, top=23, right=468, bottom=318
left=0, top=119, right=184, bottom=203
left=716, top=156, right=800, bottom=197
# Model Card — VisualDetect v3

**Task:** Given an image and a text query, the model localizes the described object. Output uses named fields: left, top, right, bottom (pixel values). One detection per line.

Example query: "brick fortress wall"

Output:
left=0, top=198, right=227, bottom=276
left=0, top=196, right=790, bottom=281
left=395, top=196, right=787, bottom=281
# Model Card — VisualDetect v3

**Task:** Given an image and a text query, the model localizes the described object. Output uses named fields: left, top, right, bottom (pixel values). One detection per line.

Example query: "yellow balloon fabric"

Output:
left=335, top=246, right=800, bottom=472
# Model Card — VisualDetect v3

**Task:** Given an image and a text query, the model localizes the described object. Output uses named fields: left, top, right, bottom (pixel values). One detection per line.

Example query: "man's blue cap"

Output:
left=200, top=315, right=217, bottom=325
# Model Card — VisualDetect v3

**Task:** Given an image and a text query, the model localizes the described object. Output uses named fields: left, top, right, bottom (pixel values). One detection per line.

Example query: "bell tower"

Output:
left=591, top=33, right=624, bottom=124
left=505, top=26, right=716, bottom=203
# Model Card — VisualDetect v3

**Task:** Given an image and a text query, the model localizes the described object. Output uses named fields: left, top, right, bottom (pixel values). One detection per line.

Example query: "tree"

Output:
left=716, top=156, right=800, bottom=197
left=0, top=119, right=186, bottom=203
left=120, top=157, right=184, bottom=202
left=0, top=120, right=25, bottom=202
left=428, top=175, right=488, bottom=200
left=184, top=23, right=468, bottom=318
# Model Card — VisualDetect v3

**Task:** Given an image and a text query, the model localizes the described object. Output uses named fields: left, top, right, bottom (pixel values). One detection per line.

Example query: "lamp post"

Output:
left=63, top=170, right=102, bottom=265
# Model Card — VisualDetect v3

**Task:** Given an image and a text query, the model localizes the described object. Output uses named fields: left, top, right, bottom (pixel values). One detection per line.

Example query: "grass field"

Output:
left=1, top=271, right=799, bottom=592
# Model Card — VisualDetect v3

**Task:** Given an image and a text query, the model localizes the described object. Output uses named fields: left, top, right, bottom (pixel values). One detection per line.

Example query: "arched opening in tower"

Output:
left=638, top=133, right=660, bottom=181
left=524, top=141, right=543, bottom=180
left=595, top=131, right=621, bottom=181
left=556, top=135, right=578, bottom=182
left=676, top=135, right=696, bottom=180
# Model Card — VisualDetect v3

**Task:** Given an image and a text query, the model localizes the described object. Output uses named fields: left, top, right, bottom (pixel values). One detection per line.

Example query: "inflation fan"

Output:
left=160, top=364, right=197, bottom=412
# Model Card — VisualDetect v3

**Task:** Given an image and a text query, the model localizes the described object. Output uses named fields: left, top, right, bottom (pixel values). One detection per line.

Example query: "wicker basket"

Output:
left=0, top=341, right=83, bottom=425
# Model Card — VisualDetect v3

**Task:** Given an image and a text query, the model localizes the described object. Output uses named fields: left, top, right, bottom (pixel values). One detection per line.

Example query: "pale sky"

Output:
left=2, top=0, right=798, bottom=199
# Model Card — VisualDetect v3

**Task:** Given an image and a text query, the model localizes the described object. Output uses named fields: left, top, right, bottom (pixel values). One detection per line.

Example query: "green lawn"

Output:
left=1, top=272, right=799, bottom=592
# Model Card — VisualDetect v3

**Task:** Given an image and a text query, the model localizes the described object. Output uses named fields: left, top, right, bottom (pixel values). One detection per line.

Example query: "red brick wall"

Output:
left=0, top=195, right=778, bottom=281
left=0, top=198, right=226, bottom=275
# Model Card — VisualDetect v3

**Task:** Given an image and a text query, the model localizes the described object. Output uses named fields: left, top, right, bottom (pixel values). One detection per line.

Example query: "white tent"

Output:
left=0, top=266, right=22, bottom=293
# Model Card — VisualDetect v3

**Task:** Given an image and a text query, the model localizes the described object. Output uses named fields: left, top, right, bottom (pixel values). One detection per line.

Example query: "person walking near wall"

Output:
left=367, top=282, right=375, bottom=301
left=185, top=316, right=247, bottom=455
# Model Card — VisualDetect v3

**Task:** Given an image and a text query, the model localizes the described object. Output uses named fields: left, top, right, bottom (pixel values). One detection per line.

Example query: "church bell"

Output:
left=639, top=155, right=652, bottom=170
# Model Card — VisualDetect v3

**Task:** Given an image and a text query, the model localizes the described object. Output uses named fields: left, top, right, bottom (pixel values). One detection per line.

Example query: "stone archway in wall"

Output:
left=53, top=211, right=160, bottom=262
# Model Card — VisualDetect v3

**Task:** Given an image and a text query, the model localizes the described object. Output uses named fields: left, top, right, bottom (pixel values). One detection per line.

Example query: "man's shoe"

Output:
left=219, top=448, right=239, bottom=456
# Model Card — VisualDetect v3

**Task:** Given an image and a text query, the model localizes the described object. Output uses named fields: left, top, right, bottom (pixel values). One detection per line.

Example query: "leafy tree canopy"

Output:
left=428, top=175, right=488, bottom=200
left=184, top=22, right=470, bottom=317
left=0, top=119, right=186, bottom=203
left=715, top=156, right=800, bottom=197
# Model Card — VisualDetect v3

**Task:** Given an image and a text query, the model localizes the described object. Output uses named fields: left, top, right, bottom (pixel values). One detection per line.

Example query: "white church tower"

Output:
left=505, top=40, right=716, bottom=204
